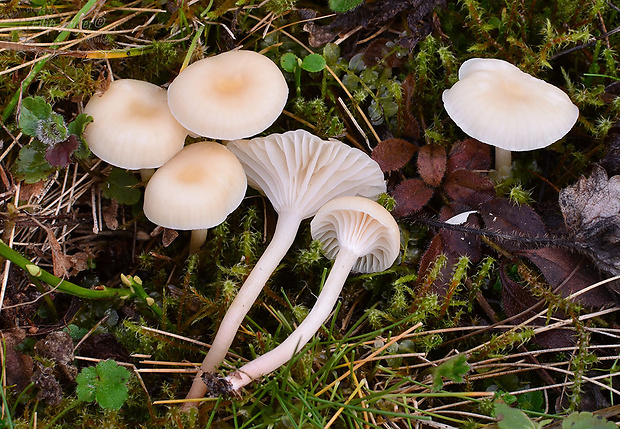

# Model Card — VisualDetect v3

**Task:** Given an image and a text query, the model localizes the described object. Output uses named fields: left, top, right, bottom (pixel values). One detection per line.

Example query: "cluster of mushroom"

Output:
left=82, top=50, right=402, bottom=404
left=84, top=50, right=288, bottom=253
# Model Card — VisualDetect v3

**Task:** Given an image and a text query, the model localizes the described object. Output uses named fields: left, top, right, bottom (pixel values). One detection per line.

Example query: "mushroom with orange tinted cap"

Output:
left=167, top=50, right=288, bottom=140
left=442, top=58, right=579, bottom=176
left=221, top=196, right=400, bottom=392
left=83, top=79, right=188, bottom=181
left=143, top=141, right=247, bottom=254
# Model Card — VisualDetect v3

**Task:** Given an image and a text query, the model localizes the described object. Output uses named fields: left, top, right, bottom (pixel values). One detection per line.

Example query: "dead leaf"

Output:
left=398, top=74, right=420, bottom=139
left=304, top=0, right=444, bottom=47
left=392, top=178, right=434, bottom=217
left=32, top=362, right=63, bottom=405
left=2, top=329, right=33, bottom=391
left=35, top=331, right=77, bottom=381
left=499, top=262, right=576, bottom=348
left=417, top=144, right=447, bottom=187
left=372, top=138, right=417, bottom=172
left=416, top=233, right=458, bottom=298
left=520, top=247, right=613, bottom=308
left=559, top=165, right=620, bottom=275
left=102, top=199, right=119, bottom=230
left=447, top=139, right=492, bottom=173
left=443, top=170, right=495, bottom=206
left=480, top=198, right=547, bottom=251
left=151, top=225, right=179, bottom=247
left=439, top=205, right=481, bottom=261
left=599, top=122, right=620, bottom=176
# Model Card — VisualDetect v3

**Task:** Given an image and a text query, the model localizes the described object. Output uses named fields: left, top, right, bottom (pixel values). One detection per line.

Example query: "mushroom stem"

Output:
left=139, top=168, right=156, bottom=182
left=182, top=210, right=303, bottom=407
left=189, top=229, right=208, bottom=254
left=494, top=148, right=512, bottom=177
left=225, top=247, right=358, bottom=392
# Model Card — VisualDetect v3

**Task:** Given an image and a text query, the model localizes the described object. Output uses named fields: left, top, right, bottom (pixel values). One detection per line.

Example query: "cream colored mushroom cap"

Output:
left=227, top=129, right=386, bottom=219
left=83, top=79, right=187, bottom=169
left=442, top=58, right=579, bottom=151
left=168, top=50, right=288, bottom=140
left=311, top=196, right=400, bottom=274
left=143, top=142, right=247, bottom=230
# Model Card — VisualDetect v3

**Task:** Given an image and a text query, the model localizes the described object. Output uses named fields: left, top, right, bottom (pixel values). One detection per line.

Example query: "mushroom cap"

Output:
left=167, top=50, right=288, bottom=140
left=311, top=196, right=400, bottom=274
left=442, top=58, right=579, bottom=151
left=227, top=129, right=386, bottom=218
left=143, top=142, right=247, bottom=230
left=83, top=79, right=187, bottom=169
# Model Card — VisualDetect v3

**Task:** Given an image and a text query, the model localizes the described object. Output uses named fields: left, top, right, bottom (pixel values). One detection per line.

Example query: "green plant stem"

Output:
left=43, top=400, right=81, bottom=429
left=120, top=274, right=164, bottom=321
left=0, top=239, right=132, bottom=300
left=1, top=0, right=99, bottom=123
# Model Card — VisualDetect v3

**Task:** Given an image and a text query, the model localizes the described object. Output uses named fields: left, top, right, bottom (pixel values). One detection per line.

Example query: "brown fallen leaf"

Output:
left=418, top=144, right=447, bottom=188
left=372, top=138, right=417, bottom=172
left=439, top=205, right=481, bottom=262
left=2, top=329, right=34, bottom=391
left=443, top=169, right=495, bottom=207
left=398, top=74, right=421, bottom=139
left=392, top=178, right=434, bottom=217
left=558, top=165, right=620, bottom=275
left=447, top=138, right=492, bottom=173
left=479, top=198, right=547, bottom=251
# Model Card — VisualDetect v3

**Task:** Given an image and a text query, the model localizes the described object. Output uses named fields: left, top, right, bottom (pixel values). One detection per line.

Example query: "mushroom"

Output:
left=442, top=58, right=579, bottom=175
left=222, top=196, right=400, bottom=392
left=167, top=50, right=288, bottom=140
left=83, top=79, right=188, bottom=181
left=182, top=129, right=386, bottom=406
left=143, top=141, right=246, bottom=253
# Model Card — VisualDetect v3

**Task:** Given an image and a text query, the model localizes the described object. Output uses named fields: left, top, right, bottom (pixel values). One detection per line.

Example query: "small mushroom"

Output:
left=83, top=79, right=188, bottom=181
left=143, top=142, right=246, bottom=253
left=182, top=129, right=386, bottom=407
left=442, top=58, right=579, bottom=175
left=167, top=50, right=288, bottom=140
left=222, top=196, right=400, bottom=392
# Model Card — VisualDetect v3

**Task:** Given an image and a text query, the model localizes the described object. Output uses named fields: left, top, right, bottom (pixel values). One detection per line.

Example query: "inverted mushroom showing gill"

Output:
left=83, top=79, right=188, bottom=181
left=143, top=142, right=247, bottom=254
left=442, top=58, right=579, bottom=175
left=167, top=50, right=288, bottom=140
left=182, top=129, right=386, bottom=407
left=223, top=196, right=400, bottom=392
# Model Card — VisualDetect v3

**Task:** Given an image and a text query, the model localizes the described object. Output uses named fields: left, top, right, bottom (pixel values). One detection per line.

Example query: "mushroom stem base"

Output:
left=181, top=211, right=303, bottom=409
left=226, top=247, right=358, bottom=392
left=494, top=148, right=512, bottom=177
left=189, top=229, right=208, bottom=254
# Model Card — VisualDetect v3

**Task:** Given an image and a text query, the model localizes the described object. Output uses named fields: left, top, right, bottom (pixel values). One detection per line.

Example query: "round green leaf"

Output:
left=301, top=54, right=326, bottom=73
left=280, top=52, right=299, bottom=73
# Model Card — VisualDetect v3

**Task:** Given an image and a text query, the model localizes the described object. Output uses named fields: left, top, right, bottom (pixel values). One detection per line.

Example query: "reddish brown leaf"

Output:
left=372, top=138, right=417, bottom=172
left=4, top=329, right=33, bottom=391
left=443, top=170, right=495, bottom=206
left=447, top=139, right=492, bottom=173
left=416, top=233, right=459, bottom=298
left=520, top=247, right=613, bottom=308
left=45, top=135, right=79, bottom=168
left=398, top=74, right=420, bottom=139
left=417, top=144, right=447, bottom=187
left=439, top=205, right=481, bottom=261
left=392, top=178, right=434, bottom=217
left=480, top=198, right=546, bottom=251
left=499, top=262, right=575, bottom=348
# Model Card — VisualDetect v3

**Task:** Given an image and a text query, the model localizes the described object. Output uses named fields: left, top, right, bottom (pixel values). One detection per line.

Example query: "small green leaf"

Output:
left=562, top=412, right=616, bottom=429
left=323, top=43, right=341, bottom=65
left=431, top=354, right=469, bottom=391
left=102, top=168, right=141, bottom=205
left=19, top=96, right=68, bottom=146
left=67, top=113, right=93, bottom=159
left=328, top=0, right=364, bottom=13
left=494, top=403, right=538, bottom=429
left=280, top=52, right=299, bottom=73
left=76, top=359, right=131, bottom=410
left=13, top=143, right=55, bottom=184
left=300, top=54, right=326, bottom=73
